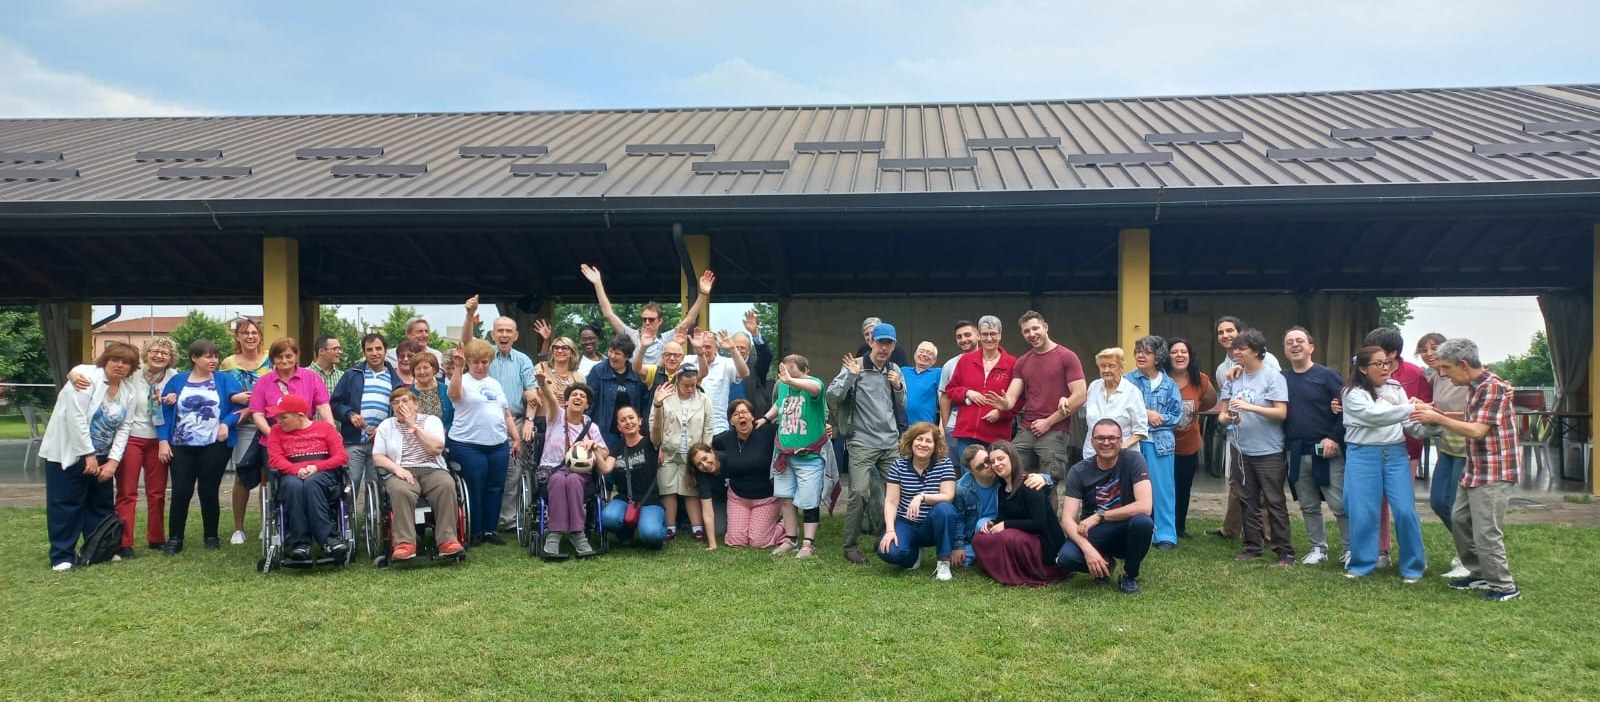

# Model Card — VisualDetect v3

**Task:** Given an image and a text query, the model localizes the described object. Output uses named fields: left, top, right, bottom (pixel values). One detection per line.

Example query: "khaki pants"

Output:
left=1452, top=482, right=1515, bottom=591
left=1011, top=428, right=1072, bottom=498
left=385, top=466, right=460, bottom=546
left=842, top=445, right=893, bottom=548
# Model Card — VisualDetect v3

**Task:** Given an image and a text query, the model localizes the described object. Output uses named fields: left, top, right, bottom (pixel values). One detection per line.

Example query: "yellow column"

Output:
left=262, top=237, right=301, bottom=345
left=679, top=234, right=711, bottom=328
left=66, top=302, right=94, bottom=365
left=1591, top=224, right=1600, bottom=495
left=1118, top=228, right=1151, bottom=354
left=299, top=299, right=320, bottom=348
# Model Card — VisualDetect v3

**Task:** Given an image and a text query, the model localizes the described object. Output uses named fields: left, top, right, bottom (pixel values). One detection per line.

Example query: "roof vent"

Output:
left=0, top=168, right=78, bottom=181
left=156, top=166, right=253, bottom=180
left=510, top=162, right=607, bottom=177
left=794, top=140, right=885, bottom=152
left=692, top=160, right=789, bottom=174
left=966, top=136, right=1061, bottom=149
left=329, top=164, right=426, bottom=177
left=1331, top=126, right=1433, bottom=140
left=459, top=145, right=549, bottom=158
left=134, top=149, right=222, bottom=162
left=0, top=151, right=63, bottom=163
left=1067, top=152, right=1174, bottom=166
left=878, top=156, right=979, bottom=170
left=626, top=143, right=715, bottom=156
left=296, top=147, right=383, bottom=160
left=1266, top=146, right=1377, bottom=161
left=1472, top=141, right=1590, bottom=156
left=1522, top=119, right=1600, bottom=134
left=1143, top=131, right=1244, bottom=145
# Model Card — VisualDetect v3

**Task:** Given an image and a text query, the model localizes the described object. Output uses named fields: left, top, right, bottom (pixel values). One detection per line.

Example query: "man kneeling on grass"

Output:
left=1055, top=419, right=1154, bottom=595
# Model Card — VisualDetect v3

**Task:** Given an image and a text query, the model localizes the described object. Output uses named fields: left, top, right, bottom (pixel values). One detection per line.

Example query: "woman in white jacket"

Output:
left=651, top=366, right=714, bottom=542
left=40, top=342, right=140, bottom=571
left=1340, top=346, right=1428, bottom=582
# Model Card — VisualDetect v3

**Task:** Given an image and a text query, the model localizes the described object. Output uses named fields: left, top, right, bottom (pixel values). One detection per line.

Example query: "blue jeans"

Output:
left=601, top=498, right=668, bottom=546
left=879, top=502, right=957, bottom=567
left=449, top=439, right=509, bottom=537
left=1140, top=442, right=1177, bottom=545
left=45, top=458, right=115, bottom=566
left=1344, top=444, right=1425, bottom=578
left=1056, top=514, right=1155, bottom=579
left=276, top=470, right=341, bottom=548
left=1430, top=453, right=1467, bottom=532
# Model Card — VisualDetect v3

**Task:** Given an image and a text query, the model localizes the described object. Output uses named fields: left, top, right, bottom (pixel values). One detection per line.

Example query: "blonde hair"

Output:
left=463, top=338, right=494, bottom=363
left=141, top=337, right=177, bottom=365
left=550, top=336, right=580, bottom=371
left=1095, top=347, right=1126, bottom=366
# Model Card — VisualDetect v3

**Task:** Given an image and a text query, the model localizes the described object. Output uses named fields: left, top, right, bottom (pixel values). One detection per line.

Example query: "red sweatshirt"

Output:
left=1391, top=359, right=1434, bottom=460
left=266, top=421, right=348, bottom=476
left=944, top=348, right=1018, bottom=444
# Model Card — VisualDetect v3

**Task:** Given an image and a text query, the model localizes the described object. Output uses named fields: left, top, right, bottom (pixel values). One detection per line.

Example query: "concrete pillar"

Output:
left=67, top=302, right=93, bottom=365
left=679, top=233, right=711, bottom=329
left=1117, top=228, right=1151, bottom=354
left=262, top=237, right=301, bottom=345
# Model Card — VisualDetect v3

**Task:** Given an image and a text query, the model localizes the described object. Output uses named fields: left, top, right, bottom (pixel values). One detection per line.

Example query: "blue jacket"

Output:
left=1126, top=370, right=1183, bottom=457
left=331, top=361, right=403, bottom=445
left=158, top=371, right=247, bottom=447
left=585, top=360, right=649, bottom=445
left=952, top=471, right=1054, bottom=552
left=409, top=385, right=454, bottom=430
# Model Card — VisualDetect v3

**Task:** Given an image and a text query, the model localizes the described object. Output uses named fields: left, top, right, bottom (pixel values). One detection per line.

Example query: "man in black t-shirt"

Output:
left=1281, top=326, right=1348, bottom=567
left=1056, top=419, right=1155, bottom=595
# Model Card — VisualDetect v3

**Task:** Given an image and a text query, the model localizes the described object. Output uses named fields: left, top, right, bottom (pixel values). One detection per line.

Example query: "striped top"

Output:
left=359, top=366, right=395, bottom=440
left=885, top=456, right=956, bottom=522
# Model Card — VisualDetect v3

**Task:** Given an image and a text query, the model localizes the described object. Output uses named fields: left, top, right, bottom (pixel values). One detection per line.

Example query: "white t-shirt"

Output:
left=1216, top=351, right=1281, bottom=383
left=577, top=355, right=601, bottom=379
left=939, top=355, right=962, bottom=431
left=449, top=374, right=510, bottom=446
left=685, top=354, right=738, bottom=434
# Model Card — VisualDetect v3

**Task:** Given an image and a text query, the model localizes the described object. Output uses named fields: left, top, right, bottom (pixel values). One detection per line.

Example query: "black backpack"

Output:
left=75, top=514, right=124, bottom=567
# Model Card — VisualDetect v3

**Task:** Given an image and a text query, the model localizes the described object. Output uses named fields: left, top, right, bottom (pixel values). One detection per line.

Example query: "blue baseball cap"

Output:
left=871, top=322, right=897, bottom=342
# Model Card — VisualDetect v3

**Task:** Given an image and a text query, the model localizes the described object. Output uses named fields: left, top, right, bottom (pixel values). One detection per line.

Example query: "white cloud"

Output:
left=0, top=37, right=198, bottom=117
left=662, top=58, right=852, bottom=107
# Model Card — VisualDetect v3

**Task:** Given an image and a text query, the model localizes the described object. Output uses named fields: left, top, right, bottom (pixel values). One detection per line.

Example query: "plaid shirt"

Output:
left=1462, top=369, right=1520, bottom=487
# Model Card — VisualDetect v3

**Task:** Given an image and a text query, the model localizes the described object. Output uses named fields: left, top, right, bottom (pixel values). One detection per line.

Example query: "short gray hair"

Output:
left=861, top=316, right=881, bottom=332
left=1436, top=338, right=1482, bottom=369
left=405, top=317, right=429, bottom=333
left=977, top=315, right=1002, bottom=331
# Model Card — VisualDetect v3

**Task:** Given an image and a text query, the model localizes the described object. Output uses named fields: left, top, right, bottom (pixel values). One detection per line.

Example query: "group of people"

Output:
left=39, top=270, right=1525, bottom=602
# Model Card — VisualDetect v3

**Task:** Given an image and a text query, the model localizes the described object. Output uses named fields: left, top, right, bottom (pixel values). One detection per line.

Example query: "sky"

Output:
left=10, top=0, right=1592, bottom=360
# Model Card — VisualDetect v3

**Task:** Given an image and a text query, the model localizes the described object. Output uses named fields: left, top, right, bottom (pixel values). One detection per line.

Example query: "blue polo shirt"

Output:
left=902, top=364, right=943, bottom=426
left=489, top=346, right=537, bottom=418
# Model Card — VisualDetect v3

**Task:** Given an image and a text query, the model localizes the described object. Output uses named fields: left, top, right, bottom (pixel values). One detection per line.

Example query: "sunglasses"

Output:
left=552, top=345, right=572, bottom=351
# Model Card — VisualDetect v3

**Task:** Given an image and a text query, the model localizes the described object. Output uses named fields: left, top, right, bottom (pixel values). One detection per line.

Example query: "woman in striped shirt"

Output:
left=877, top=422, right=959, bottom=582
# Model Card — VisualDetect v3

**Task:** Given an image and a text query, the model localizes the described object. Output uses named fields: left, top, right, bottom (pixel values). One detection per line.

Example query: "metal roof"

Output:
left=1, top=84, right=1599, bottom=207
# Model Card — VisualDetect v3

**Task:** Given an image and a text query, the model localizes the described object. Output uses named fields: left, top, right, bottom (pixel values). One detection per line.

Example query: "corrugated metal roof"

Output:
left=1, top=84, right=1598, bottom=204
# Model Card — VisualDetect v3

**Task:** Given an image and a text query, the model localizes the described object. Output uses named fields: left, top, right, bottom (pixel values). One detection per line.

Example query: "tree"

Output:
left=169, top=310, right=234, bottom=370
left=318, top=306, right=365, bottom=367
left=0, top=305, right=51, bottom=406
left=1491, top=330, right=1554, bottom=388
left=750, top=302, right=779, bottom=345
left=1378, top=297, right=1413, bottom=330
left=377, top=306, right=451, bottom=351
left=549, top=302, right=684, bottom=346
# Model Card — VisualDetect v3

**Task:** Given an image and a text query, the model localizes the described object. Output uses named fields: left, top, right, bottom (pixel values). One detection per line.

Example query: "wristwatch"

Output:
left=1095, top=506, right=1108, bottom=519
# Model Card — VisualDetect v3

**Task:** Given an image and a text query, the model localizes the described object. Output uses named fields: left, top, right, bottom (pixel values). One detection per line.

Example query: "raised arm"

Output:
left=673, top=270, right=716, bottom=339
left=581, top=264, right=630, bottom=337
left=461, top=295, right=479, bottom=346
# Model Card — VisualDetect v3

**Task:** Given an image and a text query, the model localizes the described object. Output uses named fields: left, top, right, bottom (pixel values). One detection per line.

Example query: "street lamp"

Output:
left=355, top=306, right=364, bottom=332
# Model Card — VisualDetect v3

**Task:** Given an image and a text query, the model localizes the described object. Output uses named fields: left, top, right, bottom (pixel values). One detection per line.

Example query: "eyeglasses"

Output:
left=1091, top=435, right=1122, bottom=443
left=324, top=347, right=342, bottom=353
left=552, top=345, right=572, bottom=352
left=147, top=350, right=172, bottom=358
left=662, top=352, right=684, bottom=358
left=641, top=316, right=660, bottom=324
left=1365, top=360, right=1395, bottom=369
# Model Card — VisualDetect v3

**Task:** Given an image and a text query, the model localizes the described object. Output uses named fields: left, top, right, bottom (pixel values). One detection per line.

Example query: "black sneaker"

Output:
left=288, top=545, right=311, bottom=560
left=147, top=542, right=164, bottom=551
left=482, top=532, right=506, bottom=546
left=203, top=537, right=220, bottom=550
left=1448, top=577, right=1489, bottom=591
left=325, top=539, right=350, bottom=558
left=1118, top=574, right=1142, bottom=595
left=1483, top=587, right=1522, bottom=602
left=1155, top=541, right=1177, bottom=552
left=468, top=533, right=483, bottom=548
left=161, top=539, right=183, bottom=556
left=116, top=547, right=135, bottom=560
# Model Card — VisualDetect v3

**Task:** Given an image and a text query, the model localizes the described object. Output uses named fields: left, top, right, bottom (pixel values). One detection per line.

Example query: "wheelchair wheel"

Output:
left=361, top=475, right=385, bottom=565
left=338, top=474, right=358, bottom=566
left=257, top=476, right=281, bottom=573
left=451, top=470, right=471, bottom=553
left=515, top=468, right=533, bottom=548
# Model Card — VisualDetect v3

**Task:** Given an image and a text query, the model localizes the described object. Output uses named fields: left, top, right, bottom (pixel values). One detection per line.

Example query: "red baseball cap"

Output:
left=268, top=394, right=311, bottom=417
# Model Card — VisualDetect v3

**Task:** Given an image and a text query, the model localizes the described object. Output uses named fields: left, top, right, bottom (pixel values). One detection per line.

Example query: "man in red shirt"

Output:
left=997, top=311, right=1087, bottom=497
left=266, top=394, right=350, bottom=561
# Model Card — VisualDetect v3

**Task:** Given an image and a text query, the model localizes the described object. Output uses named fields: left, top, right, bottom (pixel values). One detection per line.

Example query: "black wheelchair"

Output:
left=257, top=467, right=356, bottom=573
left=519, top=463, right=610, bottom=560
left=359, top=461, right=471, bottom=568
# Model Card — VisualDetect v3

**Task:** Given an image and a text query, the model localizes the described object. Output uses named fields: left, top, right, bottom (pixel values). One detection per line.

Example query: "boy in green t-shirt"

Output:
left=766, top=355, right=829, bottom=558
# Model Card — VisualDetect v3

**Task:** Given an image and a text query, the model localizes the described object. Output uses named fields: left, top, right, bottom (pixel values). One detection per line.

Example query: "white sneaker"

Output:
left=1402, top=577, right=1421, bottom=584
left=1340, top=551, right=1352, bottom=568
left=908, top=553, right=922, bottom=571
left=229, top=530, right=246, bottom=545
left=1377, top=551, right=1392, bottom=569
left=934, top=560, right=953, bottom=581
left=1442, top=557, right=1471, bottom=579
left=1300, top=547, right=1328, bottom=566
left=51, top=561, right=73, bottom=572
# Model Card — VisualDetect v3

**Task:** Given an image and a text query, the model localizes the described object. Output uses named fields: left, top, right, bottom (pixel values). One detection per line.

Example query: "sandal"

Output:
left=771, top=536, right=799, bottom=556
left=795, top=538, right=815, bottom=559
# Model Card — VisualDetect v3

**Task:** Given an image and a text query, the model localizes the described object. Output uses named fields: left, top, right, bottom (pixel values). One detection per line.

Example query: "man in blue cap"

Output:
left=828, top=321, right=908, bottom=564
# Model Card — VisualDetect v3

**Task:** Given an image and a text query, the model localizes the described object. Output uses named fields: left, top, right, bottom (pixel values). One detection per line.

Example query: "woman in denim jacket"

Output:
left=1126, top=336, right=1184, bottom=551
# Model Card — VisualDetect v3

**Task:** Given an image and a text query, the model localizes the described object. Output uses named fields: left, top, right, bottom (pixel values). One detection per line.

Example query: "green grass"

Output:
left=0, top=414, right=33, bottom=440
left=4, top=508, right=1599, bottom=701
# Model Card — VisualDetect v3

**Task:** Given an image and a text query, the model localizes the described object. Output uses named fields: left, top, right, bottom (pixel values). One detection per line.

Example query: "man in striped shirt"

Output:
left=1412, top=338, right=1522, bottom=602
left=331, top=334, right=403, bottom=500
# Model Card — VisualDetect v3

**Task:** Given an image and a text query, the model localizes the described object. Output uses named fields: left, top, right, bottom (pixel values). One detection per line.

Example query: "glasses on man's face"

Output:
left=1091, top=435, right=1121, bottom=443
left=663, top=352, right=684, bottom=359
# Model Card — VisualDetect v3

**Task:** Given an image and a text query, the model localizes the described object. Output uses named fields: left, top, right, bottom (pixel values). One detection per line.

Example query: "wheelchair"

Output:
left=257, top=466, right=357, bottom=573
left=519, top=463, right=610, bottom=560
left=359, top=460, right=471, bottom=568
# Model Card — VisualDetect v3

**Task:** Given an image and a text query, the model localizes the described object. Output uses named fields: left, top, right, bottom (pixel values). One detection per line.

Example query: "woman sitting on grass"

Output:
left=601, top=405, right=667, bottom=547
left=877, top=422, right=959, bottom=582
left=709, top=400, right=786, bottom=550
left=970, top=441, right=1069, bottom=587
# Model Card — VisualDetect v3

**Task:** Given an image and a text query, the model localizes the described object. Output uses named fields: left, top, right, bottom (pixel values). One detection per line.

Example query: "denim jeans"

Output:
left=878, top=502, right=957, bottom=567
left=602, top=498, right=668, bottom=546
left=1344, top=443, right=1425, bottom=578
left=1140, top=442, right=1177, bottom=545
left=1430, top=453, right=1467, bottom=531
left=1055, top=514, right=1155, bottom=579
left=449, top=439, right=509, bottom=537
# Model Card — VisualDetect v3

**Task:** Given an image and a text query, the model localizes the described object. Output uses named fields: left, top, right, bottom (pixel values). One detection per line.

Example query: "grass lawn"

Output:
left=4, top=507, right=1599, bottom=701
left=0, top=414, right=34, bottom=440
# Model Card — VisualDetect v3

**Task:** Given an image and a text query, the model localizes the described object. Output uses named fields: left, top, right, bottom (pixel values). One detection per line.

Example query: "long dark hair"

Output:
left=988, top=440, right=1028, bottom=494
left=1167, top=337, right=1202, bottom=388
left=1343, top=345, right=1387, bottom=400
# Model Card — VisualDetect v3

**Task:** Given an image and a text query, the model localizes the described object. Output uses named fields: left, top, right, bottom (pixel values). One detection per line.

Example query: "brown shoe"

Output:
left=843, top=545, right=867, bottom=565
